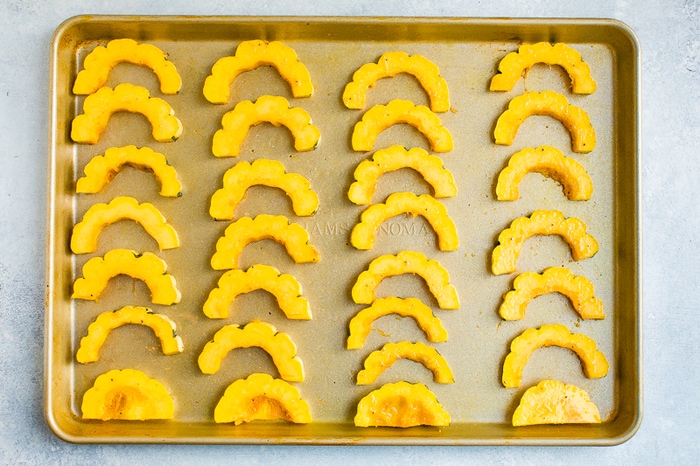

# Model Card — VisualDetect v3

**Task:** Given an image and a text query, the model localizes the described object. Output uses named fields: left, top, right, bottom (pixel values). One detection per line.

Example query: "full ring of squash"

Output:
left=76, top=306, right=184, bottom=364
left=343, top=51, right=450, bottom=112
left=209, top=159, right=319, bottom=220
left=350, top=192, right=459, bottom=251
left=493, top=90, right=596, bottom=153
left=352, top=250, right=459, bottom=309
left=71, top=83, right=183, bottom=144
left=354, top=381, right=450, bottom=428
left=71, top=196, right=179, bottom=254
left=76, top=145, right=182, bottom=197
left=501, top=323, right=609, bottom=388
left=356, top=341, right=454, bottom=385
left=351, top=99, right=453, bottom=152
left=73, top=38, right=182, bottom=95
left=72, top=249, right=181, bottom=305
left=198, top=320, right=304, bottom=382
left=212, top=95, right=320, bottom=157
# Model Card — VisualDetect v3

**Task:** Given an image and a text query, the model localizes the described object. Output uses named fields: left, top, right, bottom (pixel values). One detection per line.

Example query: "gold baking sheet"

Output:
left=45, top=15, right=641, bottom=445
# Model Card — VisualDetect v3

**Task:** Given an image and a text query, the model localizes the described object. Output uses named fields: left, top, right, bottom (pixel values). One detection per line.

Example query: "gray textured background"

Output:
left=0, top=0, right=696, bottom=463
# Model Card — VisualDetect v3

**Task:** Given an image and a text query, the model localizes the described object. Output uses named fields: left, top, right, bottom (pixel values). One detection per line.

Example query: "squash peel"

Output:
left=203, top=264, right=311, bottom=320
left=76, top=145, right=182, bottom=197
left=210, top=159, right=319, bottom=219
left=214, top=373, right=311, bottom=425
left=350, top=192, right=458, bottom=251
left=348, top=145, right=457, bottom=205
left=493, top=90, right=596, bottom=153
left=212, top=95, right=320, bottom=157
left=72, top=249, right=181, bottom=305
left=71, top=83, right=182, bottom=144
left=343, top=51, right=450, bottom=112
left=71, top=196, right=179, bottom=254
left=354, top=381, right=450, bottom=428
left=352, top=99, right=453, bottom=152
left=512, top=379, right=601, bottom=426
left=198, top=320, right=304, bottom=382
left=491, top=210, right=598, bottom=275
left=347, top=297, right=448, bottom=350
left=73, top=38, right=182, bottom=95
left=76, top=306, right=183, bottom=364
left=502, top=323, right=609, bottom=388
left=357, top=341, right=454, bottom=384
left=210, top=214, right=319, bottom=270
left=490, top=42, right=596, bottom=94
left=352, top=250, right=459, bottom=309
left=204, top=40, right=313, bottom=103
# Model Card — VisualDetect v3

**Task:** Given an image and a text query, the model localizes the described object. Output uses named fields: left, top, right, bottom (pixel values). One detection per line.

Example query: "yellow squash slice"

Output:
left=198, top=320, right=304, bottom=382
left=352, top=250, right=459, bottom=310
left=343, top=51, right=450, bottom=112
left=357, top=341, right=454, bottom=385
left=71, top=83, right=183, bottom=144
left=76, top=145, right=182, bottom=197
left=210, top=214, right=319, bottom=270
left=512, top=379, right=601, bottom=426
left=491, top=210, right=598, bottom=275
left=490, top=42, right=597, bottom=94
left=81, top=369, right=174, bottom=421
left=204, top=40, right=314, bottom=103
left=76, top=306, right=183, bottom=364
left=73, top=38, right=182, bottom=95
left=348, top=145, right=457, bottom=205
left=352, top=99, right=453, bottom=153
left=499, top=267, right=604, bottom=320
left=212, top=95, right=320, bottom=157
left=493, top=90, right=596, bottom=153
left=496, top=145, right=593, bottom=201
left=210, top=159, right=319, bottom=219
left=214, top=373, right=311, bottom=425
left=72, top=249, right=181, bottom=305
left=71, top=196, right=179, bottom=254
left=502, top=323, right=609, bottom=388
left=203, top=264, right=311, bottom=320
left=354, top=381, right=450, bottom=428
left=350, top=192, right=458, bottom=251
left=347, top=297, right=448, bottom=350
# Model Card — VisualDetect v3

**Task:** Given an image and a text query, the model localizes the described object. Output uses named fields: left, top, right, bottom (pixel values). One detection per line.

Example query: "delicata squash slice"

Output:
left=348, top=145, right=457, bottom=205
left=496, top=145, right=593, bottom=201
left=352, top=250, right=459, bottom=310
left=76, top=145, right=182, bottom=197
left=493, top=90, right=596, bottom=153
left=354, top=381, right=450, bottom=428
left=212, top=95, right=320, bottom=157
left=71, top=196, right=179, bottom=254
left=204, top=40, right=314, bottom=103
left=502, top=323, right=609, bottom=388
left=214, top=373, right=311, bottom=425
left=210, top=214, right=319, bottom=270
left=490, top=42, right=597, bottom=94
left=210, top=159, right=319, bottom=220
left=72, top=249, right=181, bottom=305
left=350, top=192, right=459, bottom=251
left=512, top=379, right=601, bottom=426
left=76, top=306, right=184, bottom=364
left=198, top=320, right=304, bottom=382
left=71, top=83, right=183, bottom=144
left=352, top=99, right=453, bottom=152
left=73, top=38, right=182, bottom=95
left=357, top=341, right=454, bottom=385
left=203, top=264, right=311, bottom=320
left=347, top=297, right=448, bottom=350
left=343, top=51, right=450, bottom=112
left=499, top=267, right=604, bottom=320
left=491, top=210, right=598, bottom=276
left=81, top=369, right=174, bottom=421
